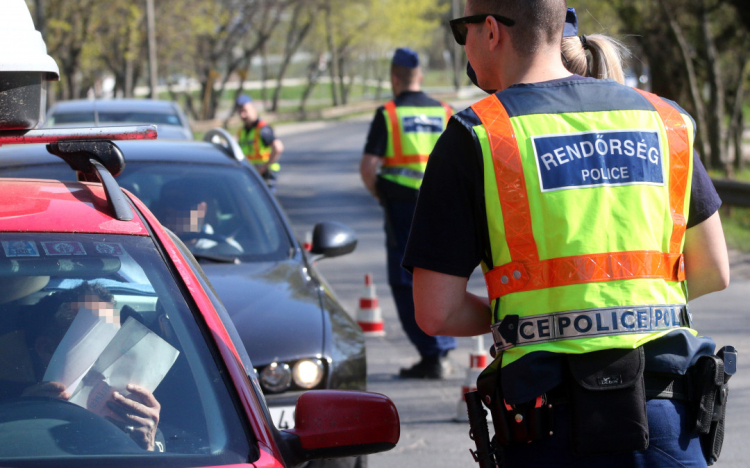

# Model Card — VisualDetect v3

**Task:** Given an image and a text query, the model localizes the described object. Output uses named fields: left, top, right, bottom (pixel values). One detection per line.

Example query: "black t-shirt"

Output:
left=364, top=91, right=448, bottom=202
left=402, top=77, right=722, bottom=403
left=243, top=119, right=276, bottom=147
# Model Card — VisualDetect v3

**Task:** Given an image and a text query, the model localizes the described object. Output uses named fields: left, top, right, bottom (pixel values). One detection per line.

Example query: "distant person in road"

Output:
left=236, top=94, right=284, bottom=193
left=405, top=1, right=729, bottom=466
left=359, top=48, right=456, bottom=379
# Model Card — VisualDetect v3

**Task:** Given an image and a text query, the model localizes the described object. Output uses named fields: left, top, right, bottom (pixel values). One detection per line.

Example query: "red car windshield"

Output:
left=0, top=232, right=253, bottom=465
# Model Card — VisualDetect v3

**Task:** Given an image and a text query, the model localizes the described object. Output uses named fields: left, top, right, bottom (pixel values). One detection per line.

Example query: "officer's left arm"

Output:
left=359, top=154, right=381, bottom=199
left=413, top=267, right=491, bottom=337
left=683, top=211, right=730, bottom=300
left=268, top=138, right=283, bottom=164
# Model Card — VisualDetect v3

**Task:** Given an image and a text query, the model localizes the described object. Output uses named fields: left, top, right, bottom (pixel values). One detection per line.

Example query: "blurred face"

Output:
left=238, top=103, right=258, bottom=124
left=163, top=201, right=207, bottom=235
left=74, top=295, right=118, bottom=324
left=36, top=294, right=118, bottom=366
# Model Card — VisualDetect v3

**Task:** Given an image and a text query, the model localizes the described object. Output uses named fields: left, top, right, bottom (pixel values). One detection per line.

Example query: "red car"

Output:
left=0, top=140, right=399, bottom=467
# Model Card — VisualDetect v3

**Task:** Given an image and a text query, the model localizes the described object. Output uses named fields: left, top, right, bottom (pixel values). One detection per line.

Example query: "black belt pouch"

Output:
left=567, top=347, right=649, bottom=456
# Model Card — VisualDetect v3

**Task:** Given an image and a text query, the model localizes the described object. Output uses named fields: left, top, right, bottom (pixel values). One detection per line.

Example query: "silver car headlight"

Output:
left=292, top=358, right=324, bottom=389
left=260, top=362, right=292, bottom=393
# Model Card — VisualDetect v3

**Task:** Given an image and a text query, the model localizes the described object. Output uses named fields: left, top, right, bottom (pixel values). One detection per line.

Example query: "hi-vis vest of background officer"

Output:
left=238, top=121, right=279, bottom=172
left=382, top=101, right=452, bottom=190
left=471, top=87, right=695, bottom=369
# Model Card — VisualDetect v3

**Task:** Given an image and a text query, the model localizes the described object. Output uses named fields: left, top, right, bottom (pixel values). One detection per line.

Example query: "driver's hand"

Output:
left=107, top=384, right=161, bottom=451
left=22, top=381, right=70, bottom=400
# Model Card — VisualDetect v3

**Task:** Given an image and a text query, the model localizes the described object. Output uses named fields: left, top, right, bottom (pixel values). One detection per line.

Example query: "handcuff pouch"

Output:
left=567, top=347, right=649, bottom=456
left=476, top=359, right=553, bottom=446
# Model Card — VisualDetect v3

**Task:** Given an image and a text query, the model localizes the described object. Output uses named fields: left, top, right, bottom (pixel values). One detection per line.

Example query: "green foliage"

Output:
left=721, top=207, right=750, bottom=252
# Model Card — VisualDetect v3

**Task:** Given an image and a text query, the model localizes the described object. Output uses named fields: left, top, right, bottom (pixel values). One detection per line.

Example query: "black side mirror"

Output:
left=310, top=221, right=357, bottom=259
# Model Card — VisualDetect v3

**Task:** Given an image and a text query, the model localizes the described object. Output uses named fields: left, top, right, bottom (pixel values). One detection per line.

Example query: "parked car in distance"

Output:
left=0, top=134, right=367, bottom=466
left=45, top=99, right=193, bottom=140
left=0, top=137, right=399, bottom=467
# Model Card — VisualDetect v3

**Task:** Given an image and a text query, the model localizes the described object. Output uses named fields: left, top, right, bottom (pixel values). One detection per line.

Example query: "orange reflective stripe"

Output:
left=484, top=251, right=685, bottom=301
left=634, top=89, right=690, bottom=254
left=382, top=154, right=430, bottom=166
left=441, top=102, right=453, bottom=126
left=251, top=120, right=269, bottom=162
left=472, top=94, right=539, bottom=263
left=383, top=101, right=403, bottom=160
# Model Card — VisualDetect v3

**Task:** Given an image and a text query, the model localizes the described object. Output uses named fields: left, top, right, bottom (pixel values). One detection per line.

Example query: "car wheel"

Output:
left=305, top=455, right=367, bottom=468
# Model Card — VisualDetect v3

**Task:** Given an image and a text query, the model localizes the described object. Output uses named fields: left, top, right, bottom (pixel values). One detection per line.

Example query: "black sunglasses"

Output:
left=449, top=14, right=516, bottom=46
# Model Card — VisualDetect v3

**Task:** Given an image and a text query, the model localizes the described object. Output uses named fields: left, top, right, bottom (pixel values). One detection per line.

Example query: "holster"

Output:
left=476, top=360, right=553, bottom=446
left=691, top=346, right=737, bottom=465
left=566, top=347, right=649, bottom=456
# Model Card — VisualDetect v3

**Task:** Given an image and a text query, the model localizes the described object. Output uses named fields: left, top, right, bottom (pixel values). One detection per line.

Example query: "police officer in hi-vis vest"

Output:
left=404, top=0, right=733, bottom=466
left=236, top=94, right=284, bottom=193
left=360, top=48, right=457, bottom=379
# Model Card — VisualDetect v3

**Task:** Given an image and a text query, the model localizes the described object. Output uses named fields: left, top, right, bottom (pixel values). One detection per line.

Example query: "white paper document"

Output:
left=68, top=317, right=179, bottom=417
left=43, top=307, right=121, bottom=392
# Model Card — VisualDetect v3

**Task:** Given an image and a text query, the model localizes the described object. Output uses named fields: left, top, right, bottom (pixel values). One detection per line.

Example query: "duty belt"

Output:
left=379, top=167, right=425, bottom=180
left=491, top=304, right=691, bottom=352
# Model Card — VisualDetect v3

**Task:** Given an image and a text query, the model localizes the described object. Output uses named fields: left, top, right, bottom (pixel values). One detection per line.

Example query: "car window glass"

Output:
left=97, top=112, right=181, bottom=126
left=48, top=112, right=96, bottom=125
left=118, top=163, right=291, bottom=262
left=0, top=233, right=253, bottom=465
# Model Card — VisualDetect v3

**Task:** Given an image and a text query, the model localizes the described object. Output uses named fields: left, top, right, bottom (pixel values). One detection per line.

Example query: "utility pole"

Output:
left=452, top=0, right=462, bottom=91
left=146, top=0, right=158, bottom=99
left=34, top=0, right=45, bottom=39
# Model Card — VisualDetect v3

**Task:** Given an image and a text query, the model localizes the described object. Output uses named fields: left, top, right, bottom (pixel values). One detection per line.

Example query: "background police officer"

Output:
left=236, top=94, right=284, bottom=193
left=359, top=48, right=457, bottom=379
left=404, top=0, right=730, bottom=465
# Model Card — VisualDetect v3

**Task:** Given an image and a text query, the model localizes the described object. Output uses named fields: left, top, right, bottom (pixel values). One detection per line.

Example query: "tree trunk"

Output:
left=338, top=55, right=348, bottom=105
left=324, top=2, right=340, bottom=106
left=701, top=5, right=725, bottom=171
left=729, top=58, right=748, bottom=173
left=125, top=57, right=134, bottom=98
left=660, top=0, right=710, bottom=162
left=300, top=54, right=323, bottom=115
left=260, top=43, right=269, bottom=111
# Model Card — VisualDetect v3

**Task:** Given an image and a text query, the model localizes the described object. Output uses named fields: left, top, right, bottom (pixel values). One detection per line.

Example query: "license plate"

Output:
left=269, top=405, right=296, bottom=430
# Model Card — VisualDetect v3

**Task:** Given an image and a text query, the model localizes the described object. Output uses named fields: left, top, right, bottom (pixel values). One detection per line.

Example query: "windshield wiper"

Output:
left=191, top=252, right=241, bottom=264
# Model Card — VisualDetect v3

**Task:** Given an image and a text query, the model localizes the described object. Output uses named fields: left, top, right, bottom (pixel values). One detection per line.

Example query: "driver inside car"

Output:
left=158, top=178, right=244, bottom=256
left=21, top=282, right=163, bottom=451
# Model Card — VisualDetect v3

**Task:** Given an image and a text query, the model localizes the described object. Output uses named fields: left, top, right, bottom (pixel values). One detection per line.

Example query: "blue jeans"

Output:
left=501, top=399, right=706, bottom=467
left=383, top=198, right=456, bottom=358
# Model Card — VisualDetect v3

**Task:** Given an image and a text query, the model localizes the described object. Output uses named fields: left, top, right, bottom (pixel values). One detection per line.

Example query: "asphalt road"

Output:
left=273, top=114, right=750, bottom=467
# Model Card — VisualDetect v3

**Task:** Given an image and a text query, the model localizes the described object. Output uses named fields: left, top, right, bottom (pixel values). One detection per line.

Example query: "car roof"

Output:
left=0, top=140, right=241, bottom=167
left=0, top=178, right=149, bottom=235
left=48, top=99, right=178, bottom=114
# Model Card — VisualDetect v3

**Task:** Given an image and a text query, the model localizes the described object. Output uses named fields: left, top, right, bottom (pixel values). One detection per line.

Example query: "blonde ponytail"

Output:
left=562, top=34, right=630, bottom=84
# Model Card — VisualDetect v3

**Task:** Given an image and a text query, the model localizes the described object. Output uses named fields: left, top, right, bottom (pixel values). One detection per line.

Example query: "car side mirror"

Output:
left=310, top=221, right=357, bottom=259
left=279, top=390, right=399, bottom=464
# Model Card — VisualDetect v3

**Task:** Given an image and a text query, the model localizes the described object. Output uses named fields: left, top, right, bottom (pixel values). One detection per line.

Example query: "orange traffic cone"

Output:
left=455, top=335, right=490, bottom=422
left=303, top=231, right=312, bottom=252
left=356, top=274, right=385, bottom=336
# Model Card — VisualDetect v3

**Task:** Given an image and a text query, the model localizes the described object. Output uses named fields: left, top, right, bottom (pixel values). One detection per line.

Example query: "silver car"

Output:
left=45, top=99, right=193, bottom=140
